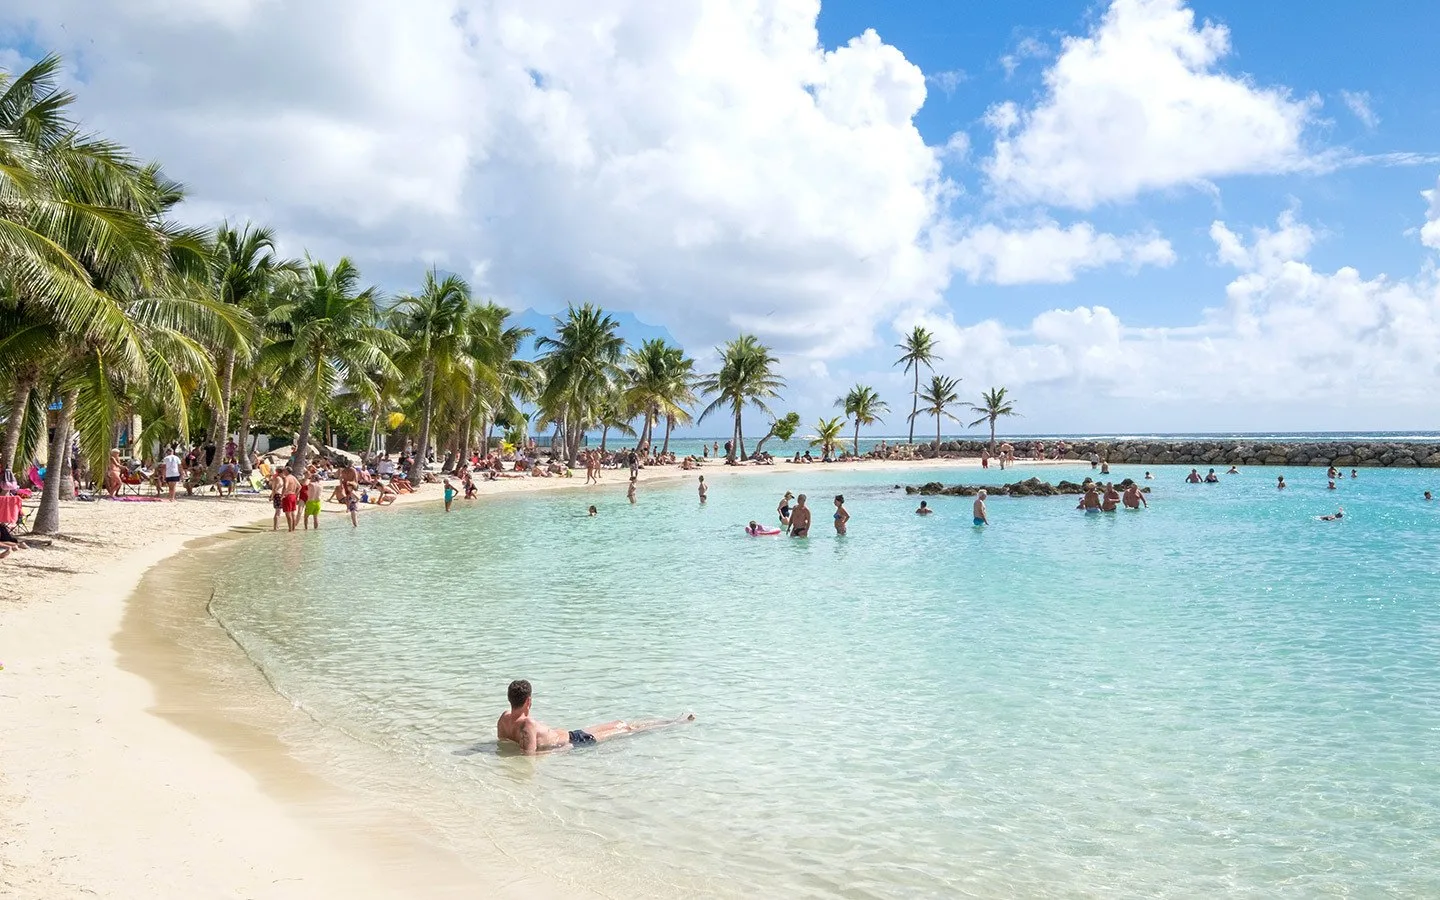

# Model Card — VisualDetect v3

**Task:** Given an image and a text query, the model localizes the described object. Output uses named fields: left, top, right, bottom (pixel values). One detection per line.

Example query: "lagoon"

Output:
left=209, top=463, right=1440, bottom=897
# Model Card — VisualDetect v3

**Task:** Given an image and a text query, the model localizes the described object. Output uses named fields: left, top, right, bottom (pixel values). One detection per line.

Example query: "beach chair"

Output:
left=119, top=470, right=146, bottom=496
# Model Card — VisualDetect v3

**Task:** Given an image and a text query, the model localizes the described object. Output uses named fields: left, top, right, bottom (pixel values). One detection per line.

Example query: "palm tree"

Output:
left=753, top=411, right=800, bottom=457
left=207, top=222, right=290, bottom=474
left=966, top=387, right=1019, bottom=452
left=535, top=304, right=625, bottom=464
left=810, top=416, right=846, bottom=460
left=626, top=338, right=696, bottom=454
left=389, top=269, right=473, bottom=481
left=911, top=375, right=962, bottom=452
left=464, top=302, right=536, bottom=457
left=894, top=326, right=941, bottom=446
left=837, top=384, right=888, bottom=457
left=262, top=257, right=403, bottom=477
left=695, top=335, right=784, bottom=463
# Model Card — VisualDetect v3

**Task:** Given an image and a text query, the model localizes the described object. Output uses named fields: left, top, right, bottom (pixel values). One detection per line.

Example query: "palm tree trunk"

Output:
left=0, top=370, right=35, bottom=475
left=729, top=409, right=739, bottom=463
left=208, top=350, right=235, bottom=477
left=989, top=419, right=996, bottom=453
left=662, top=416, right=673, bottom=455
left=935, top=415, right=942, bottom=452
left=366, top=412, right=379, bottom=458
left=411, top=364, right=436, bottom=483
left=293, top=379, right=321, bottom=476
left=235, top=381, right=257, bottom=473
left=737, top=416, right=746, bottom=461
left=909, top=369, right=919, bottom=445
left=600, top=424, right=609, bottom=452
left=853, top=420, right=861, bottom=457
left=33, top=388, right=78, bottom=535
left=479, top=412, right=490, bottom=456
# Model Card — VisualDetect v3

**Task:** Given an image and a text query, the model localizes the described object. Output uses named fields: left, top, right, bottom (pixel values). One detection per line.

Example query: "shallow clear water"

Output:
left=210, top=464, right=1440, bottom=897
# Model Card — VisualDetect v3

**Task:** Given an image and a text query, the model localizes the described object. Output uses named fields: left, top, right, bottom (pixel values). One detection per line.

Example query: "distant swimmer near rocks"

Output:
left=497, top=680, right=694, bottom=756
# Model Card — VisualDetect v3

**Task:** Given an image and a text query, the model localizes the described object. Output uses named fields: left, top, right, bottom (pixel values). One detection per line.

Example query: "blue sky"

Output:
left=5, top=0, right=1440, bottom=437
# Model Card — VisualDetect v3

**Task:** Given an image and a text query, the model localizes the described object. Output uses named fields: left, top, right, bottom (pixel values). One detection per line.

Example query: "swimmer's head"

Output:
left=1426, top=492, right=1433, bottom=500
left=588, top=505, right=597, bottom=515
left=977, top=490, right=987, bottom=498
left=918, top=501, right=928, bottom=509
left=507, top=679, right=532, bottom=711
left=748, top=520, right=758, bottom=530
left=834, top=494, right=844, bottom=505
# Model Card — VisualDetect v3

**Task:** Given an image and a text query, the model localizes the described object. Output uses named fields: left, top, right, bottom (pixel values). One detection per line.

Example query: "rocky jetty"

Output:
left=904, top=476, right=1150, bottom=497
left=901, top=438, right=1440, bottom=468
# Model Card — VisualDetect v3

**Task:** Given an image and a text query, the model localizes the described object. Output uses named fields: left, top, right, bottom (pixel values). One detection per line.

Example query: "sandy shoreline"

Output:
left=0, top=456, right=1008, bottom=898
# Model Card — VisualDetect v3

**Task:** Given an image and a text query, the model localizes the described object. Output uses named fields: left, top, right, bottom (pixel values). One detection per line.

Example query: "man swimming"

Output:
left=1185, top=468, right=1203, bottom=484
left=916, top=500, right=933, bottom=515
left=496, top=680, right=693, bottom=755
left=1318, top=507, right=1344, bottom=522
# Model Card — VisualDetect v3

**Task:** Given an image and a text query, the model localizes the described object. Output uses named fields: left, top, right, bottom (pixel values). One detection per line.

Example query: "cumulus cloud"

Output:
left=899, top=206, right=1440, bottom=410
left=1340, top=90, right=1379, bottom=129
left=3, top=0, right=960, bottom=357
left=952, top=221, right=1174, bottom=285
left=984, top=0, right=1314, bottom=209
left=1421, top=177, right=1440, bottom=250
left=926, top=69, right=967, bottom=97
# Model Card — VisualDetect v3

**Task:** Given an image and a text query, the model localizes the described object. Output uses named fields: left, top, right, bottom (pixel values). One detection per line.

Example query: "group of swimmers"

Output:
left=742, top=490, right=849, bottom=537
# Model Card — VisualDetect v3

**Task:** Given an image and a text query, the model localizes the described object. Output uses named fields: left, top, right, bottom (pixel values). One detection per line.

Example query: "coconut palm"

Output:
left=910, top=374, right=963, bottom=451
left=966, top=387, right=1019, bottom=453
left=535, top=304, right=625, bottom=464
left=810, top=416, right=846, bottom=460
left=464, top=302, right=536, bottom=456
left=207, top=222, right=292, bottom=473
left=261, top=257, right=403, bottom=477
left=625, top=338, right=696, bottom=454
left=894, top=326, right=941, bottom=446
left=837, top=384, right=888, bottom=457
left=695, top=335, right=784, bottom=463
left=388, top=269, right=474, bottom=481
left=753, top=411, right=800, bottom=457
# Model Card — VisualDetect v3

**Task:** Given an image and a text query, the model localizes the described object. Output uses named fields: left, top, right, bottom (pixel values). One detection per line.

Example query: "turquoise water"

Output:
left=209, top=464, right=1440, bottom=897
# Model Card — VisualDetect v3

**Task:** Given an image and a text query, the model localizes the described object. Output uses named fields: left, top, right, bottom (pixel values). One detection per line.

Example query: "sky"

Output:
left=4, top=0, right=1440, bottom=437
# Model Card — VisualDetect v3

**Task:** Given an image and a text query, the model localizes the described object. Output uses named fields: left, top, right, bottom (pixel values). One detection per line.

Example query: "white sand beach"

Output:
left=0, top=456, right=1022, bottom=898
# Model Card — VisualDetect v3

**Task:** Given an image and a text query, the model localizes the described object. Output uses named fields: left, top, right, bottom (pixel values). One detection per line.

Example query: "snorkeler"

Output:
left=497, top=680, right=693, bottom=756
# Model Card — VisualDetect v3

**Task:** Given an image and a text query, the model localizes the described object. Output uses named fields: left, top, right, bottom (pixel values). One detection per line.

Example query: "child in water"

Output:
left=443, top=478, right=457, bottom=512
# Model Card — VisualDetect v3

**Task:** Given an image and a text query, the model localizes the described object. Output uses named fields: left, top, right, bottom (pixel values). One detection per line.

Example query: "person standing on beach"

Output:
left=161, top=446, right=182, bottom=501
left=269, top=468, right=286, bottom=531
left=627, top=475, right=637, bottom=504
left=281, top=466, right=301, bottom=532
left=833, top=495, right=849, bottom=535
left=790, top=494, right=811, bottom=537
left=303, top=472, right=322, bottom=530
left=698, top=475, right=707, bottom=503
left=343, top=480, right=359, bottom=527
left=973, top=490, right=989, bottom=526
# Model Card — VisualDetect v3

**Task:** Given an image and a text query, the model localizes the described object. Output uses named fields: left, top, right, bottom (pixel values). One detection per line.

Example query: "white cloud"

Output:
left=999, top=36, right=1048, bottom=78
left=3, top=0, right=957, bottom=358
left=1340, top=90, right=1379, bottom=129
left=984, top=0, right=1314, bottom=209
left=952, top=221, right=1175, bottom=285
left=1421, top=177, right=1440, bottom=250
left=926, top=69, right=967, bottom=97
left=899, top=207, right=1440, bottom=410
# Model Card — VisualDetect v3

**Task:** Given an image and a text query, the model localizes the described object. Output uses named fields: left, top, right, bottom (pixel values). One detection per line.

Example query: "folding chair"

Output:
left=120, top=471, right=146, bottom=496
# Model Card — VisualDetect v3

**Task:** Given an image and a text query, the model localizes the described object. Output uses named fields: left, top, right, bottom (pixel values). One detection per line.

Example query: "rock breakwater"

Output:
left=903, top=477, right=1151, bottom=497
left=906, top=439, right=1440, bottom=468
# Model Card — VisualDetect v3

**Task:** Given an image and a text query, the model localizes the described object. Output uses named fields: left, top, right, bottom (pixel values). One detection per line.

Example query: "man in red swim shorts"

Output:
left=280, top=466, right=301, bottom=532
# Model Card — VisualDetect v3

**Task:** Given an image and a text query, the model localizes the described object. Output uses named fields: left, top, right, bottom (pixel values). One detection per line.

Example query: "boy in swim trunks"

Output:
left=495, top=680, right=694, bottom=756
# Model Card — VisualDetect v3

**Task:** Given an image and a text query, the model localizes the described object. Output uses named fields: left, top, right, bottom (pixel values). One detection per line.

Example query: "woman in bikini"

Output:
left=833, top=494, right=849, bottom=535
